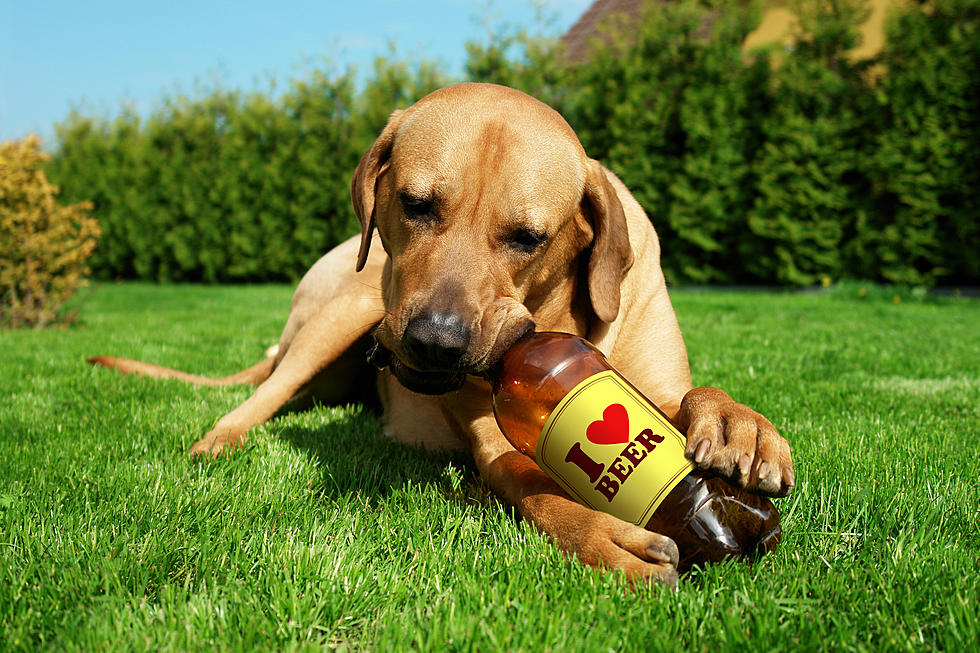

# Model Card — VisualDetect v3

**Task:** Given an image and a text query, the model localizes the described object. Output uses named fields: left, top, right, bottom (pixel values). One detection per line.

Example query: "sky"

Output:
left=0, top=0, right=592, bottom=144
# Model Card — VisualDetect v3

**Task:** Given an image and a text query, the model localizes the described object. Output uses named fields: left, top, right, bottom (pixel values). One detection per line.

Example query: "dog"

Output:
left=90, top=83, right=793, bottom=585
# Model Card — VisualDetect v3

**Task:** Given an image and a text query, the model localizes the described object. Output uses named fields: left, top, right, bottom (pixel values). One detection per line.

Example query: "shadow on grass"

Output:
left=275, top=403, right=508, bottom=516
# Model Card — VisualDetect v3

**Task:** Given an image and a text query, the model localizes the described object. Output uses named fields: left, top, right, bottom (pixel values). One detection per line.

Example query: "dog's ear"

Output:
left=351, top=109, right=404, bottom=271
left=582, top=160, right=634, bottom=323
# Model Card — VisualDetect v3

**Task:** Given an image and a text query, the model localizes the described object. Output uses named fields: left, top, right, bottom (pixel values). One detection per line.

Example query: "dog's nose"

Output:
left=403, top=311, right=471, bottom=369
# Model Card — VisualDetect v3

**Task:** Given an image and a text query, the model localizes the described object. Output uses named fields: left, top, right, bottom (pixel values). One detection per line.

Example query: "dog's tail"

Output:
left=88, top=345, right=279, bottom=387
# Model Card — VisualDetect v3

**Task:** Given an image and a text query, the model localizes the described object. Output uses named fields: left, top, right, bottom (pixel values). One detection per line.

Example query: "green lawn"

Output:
left=2, top=282, right=978, bottom=651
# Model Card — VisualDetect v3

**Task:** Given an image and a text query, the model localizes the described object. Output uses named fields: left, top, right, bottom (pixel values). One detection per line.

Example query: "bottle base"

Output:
left=646, top=469, right=782, bottom=571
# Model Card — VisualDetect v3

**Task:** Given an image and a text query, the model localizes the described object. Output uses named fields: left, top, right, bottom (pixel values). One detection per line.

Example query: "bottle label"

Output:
left=536, top=370, right=695, bottom=526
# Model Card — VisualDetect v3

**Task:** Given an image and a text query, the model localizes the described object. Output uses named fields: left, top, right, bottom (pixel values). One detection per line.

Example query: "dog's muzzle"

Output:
left=366, top=338, right=467, bottom=395
left=365, top=304, right=536, bottom=396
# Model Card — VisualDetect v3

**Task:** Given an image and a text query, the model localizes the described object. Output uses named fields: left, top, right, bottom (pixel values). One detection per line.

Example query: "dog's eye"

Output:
left=507, top=227, right=548, bottom=253
left=400, top=193, right=435, bottom=222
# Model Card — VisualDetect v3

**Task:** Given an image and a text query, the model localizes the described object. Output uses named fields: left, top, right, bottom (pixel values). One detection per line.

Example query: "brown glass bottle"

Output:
left=490, top=331, right=781, bottom=570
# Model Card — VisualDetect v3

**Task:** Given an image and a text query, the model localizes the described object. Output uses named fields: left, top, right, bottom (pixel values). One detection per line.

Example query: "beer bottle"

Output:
left=490, top=331, right=781, bottom=570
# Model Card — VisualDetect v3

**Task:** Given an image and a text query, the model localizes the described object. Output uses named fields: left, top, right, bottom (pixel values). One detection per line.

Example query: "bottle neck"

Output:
left=492, top=331, right=612, bottom=421
left=485, top=329, right=535, bottom=384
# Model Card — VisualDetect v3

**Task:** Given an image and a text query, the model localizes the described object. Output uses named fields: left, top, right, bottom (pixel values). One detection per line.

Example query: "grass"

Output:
left=1, top=281, right=978, bottom=651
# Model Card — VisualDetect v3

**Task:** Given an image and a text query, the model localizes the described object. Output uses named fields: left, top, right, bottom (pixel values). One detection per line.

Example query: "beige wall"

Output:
left=743, top=0, right=899, bottom=60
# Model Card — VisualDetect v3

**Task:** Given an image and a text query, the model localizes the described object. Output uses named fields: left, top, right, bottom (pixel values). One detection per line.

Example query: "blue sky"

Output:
left=1, top=0, right=591, bottom=144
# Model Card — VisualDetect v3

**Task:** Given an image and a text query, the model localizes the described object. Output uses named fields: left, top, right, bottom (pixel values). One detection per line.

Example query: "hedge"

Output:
left=45, top=0, right=980, bottom=286
left=46, top=60, right=447, bottom=282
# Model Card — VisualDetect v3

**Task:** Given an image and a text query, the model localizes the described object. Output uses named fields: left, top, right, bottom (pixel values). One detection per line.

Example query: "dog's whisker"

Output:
left=338, top=317, right=387, bottom=343
left=352, top=278, right=384, bottom=293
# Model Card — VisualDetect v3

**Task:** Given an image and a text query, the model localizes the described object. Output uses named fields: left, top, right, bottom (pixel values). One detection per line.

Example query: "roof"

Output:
left=560, top=0, right=654, bottom=62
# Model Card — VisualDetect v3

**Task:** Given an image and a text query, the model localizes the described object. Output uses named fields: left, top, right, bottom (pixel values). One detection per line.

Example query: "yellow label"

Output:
left=536, top=371, right=694, bottom=526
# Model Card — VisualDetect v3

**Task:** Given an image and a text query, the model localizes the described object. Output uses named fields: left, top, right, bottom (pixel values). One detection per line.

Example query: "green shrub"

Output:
left=565, top=1, right=770, bottom=284
left=745, top=0, right=877, bottom=285
left=41, top=1, right=980, bottom=287
left=1, top=135, right=100, bottom=328
left=48, top=61, right=447, bottom=283
left=854, top=0, right=980, bottom=285
left=464, top=23, right=568, bottom=110
left=49, top=77, right=365, bottom=283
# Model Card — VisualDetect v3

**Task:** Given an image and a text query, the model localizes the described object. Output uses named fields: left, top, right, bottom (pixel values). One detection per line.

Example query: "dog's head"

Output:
left=352, top=83, right=633, bottom=394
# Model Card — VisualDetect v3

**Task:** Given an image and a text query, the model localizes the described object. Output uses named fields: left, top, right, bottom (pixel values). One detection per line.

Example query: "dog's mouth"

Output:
left=366, top=319, right=535, bottom=396
left=366, top=340, right=467, bottom=395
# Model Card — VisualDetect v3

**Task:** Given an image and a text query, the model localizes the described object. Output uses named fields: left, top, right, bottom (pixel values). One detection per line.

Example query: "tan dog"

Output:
left=91, top=83, right=793, bottom=585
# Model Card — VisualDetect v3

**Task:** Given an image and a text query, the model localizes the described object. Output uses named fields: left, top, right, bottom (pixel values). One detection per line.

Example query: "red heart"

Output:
left=586, top=403, right=630, bottom=446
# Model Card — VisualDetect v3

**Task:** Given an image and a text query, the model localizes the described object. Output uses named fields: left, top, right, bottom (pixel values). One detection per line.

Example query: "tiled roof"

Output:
left=560, top=0, right=656, bottom=62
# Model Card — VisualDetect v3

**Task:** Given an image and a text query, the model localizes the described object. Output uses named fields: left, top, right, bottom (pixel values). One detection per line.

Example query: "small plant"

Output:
left=0, top=135, right=100, bottom=328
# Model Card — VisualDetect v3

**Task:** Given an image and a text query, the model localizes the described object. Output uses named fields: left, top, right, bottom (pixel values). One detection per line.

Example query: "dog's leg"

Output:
left=189, top=292, right=382, bottom=457
left=451, top=407, right=679, bottom=585
left=673, top=387, right=794, bottom=497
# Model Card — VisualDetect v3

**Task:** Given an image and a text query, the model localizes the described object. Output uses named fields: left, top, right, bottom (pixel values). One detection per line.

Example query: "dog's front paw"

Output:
left=524, top=495, right=678, bottom=586
left=675, top=387, right=794, bottom=497
left=587, top=511, right=680, bottom=586
left=189, top=425, right=247, bottom=458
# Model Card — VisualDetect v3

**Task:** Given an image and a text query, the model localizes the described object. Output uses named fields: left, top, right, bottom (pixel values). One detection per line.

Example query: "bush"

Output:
left=49, top=78, right=365, bottom=283
left=48, top=59, right=449, bottom=283
left=553, top=0, right=979, bottom=286
left=565, top=1, right=774, bottom=283
left=855, top=0, right=980, bottom=285
left=0, top=135, right=100, bottom=328
left=41, top=1, right=980, bottom=287
left=745, top=0, right=877, bottom=285
left=464, top=22, right=568, bottom=109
